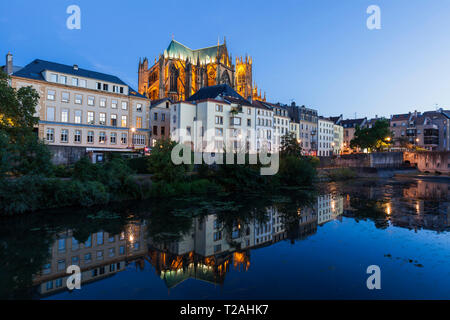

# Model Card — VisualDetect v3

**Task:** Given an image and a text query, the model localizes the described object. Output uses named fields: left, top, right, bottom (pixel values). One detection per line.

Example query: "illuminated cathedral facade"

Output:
left=138, top=38, right=266, bottom=102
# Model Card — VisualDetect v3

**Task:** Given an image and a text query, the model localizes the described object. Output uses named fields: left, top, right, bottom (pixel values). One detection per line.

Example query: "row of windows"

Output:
left=153, top=112, right=166, bottom=121
left=46, top=90, right=142, bottom=111
left=46, top=107, right=141, bottom=128
left=46, top=128, right=129, bottom=144
left=257, top=117, right=272, bottom=127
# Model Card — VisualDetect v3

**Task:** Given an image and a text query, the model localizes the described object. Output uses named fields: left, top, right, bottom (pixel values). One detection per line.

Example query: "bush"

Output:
left=278, top=156, right=316, bottom=187
left=53, top=165, right=73, bottom=178
left=147, top=139, right=188, bottom=183
left=127, top=156, right=151, bottom=174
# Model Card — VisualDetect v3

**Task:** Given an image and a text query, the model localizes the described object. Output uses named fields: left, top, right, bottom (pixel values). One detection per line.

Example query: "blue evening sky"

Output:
left=1, top=0, right=450, bottom=119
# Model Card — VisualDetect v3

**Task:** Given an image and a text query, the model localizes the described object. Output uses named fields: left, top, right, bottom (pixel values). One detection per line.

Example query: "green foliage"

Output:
left=147, top=139, right=188, bottom=183
left=350, top=119, right=392, bottom=152
left=127, top=156, right=151, bottom=174
left=0, top=72, right=53, bottom=177
left=0, top=176, right=110, bottom=215
left=0, top=71, right=39, bottom=140
left=53, top=164, right=74, bottom=178
left=280, top=132, right=302, bottom=157
left=278, top=156, right=316, bottom=187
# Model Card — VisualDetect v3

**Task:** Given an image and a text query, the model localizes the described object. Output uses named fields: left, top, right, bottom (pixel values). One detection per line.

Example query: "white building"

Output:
left=252, top=100, right=274, bottom=152
left=170, top=84, right=256, bottom=154
left=9, top=56, right=149, bottom=163
left=318, top=117, right=334, bottom=156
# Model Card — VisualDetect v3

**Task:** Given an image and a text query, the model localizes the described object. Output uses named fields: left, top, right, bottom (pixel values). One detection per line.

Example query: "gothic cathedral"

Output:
left=138, top=38, right=266, bottom=102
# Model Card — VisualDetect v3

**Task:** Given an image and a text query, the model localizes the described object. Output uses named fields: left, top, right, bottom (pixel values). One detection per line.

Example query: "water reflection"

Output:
left=0, top=178, right=448, bottom=299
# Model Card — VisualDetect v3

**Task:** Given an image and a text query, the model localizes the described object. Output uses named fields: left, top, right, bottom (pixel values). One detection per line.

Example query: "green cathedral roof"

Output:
left=165, top=40, right=225, bottom=64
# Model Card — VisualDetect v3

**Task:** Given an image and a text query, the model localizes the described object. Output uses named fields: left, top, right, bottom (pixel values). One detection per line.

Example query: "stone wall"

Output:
left=404, top=151, right=450, bottom=173
left=318, top=152, right=404, bottom=169
left=48, top=145, right=87, bottom=165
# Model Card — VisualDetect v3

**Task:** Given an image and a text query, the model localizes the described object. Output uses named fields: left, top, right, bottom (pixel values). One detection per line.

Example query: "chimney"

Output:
left=6, top=52, right=13, bottom=75
left=73, top=64, right=79, bottom=71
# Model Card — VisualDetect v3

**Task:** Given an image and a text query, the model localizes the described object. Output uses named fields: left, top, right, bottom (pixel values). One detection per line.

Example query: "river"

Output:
left=0, top=177, right=449, bottom=299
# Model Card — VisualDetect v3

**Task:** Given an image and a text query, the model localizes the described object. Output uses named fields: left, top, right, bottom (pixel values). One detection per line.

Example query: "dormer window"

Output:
left=59, top=75, right=67, bottom=85
left=120, top=87, right=124, bottom=94
left=97, top=82, right=101, bottom=90
left=72, top=78, right=78, bottom=86
left=113, top=85, right=119, bottom=93
left=50, top=74, right=58, bottom=83
left=103, top=84, right=108, bottom=91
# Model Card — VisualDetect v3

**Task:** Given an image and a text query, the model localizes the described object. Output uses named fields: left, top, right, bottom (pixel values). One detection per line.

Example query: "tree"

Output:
left=0, top=71, right=52, bottom=177
left=147, top=139, right=188, bottom=183
left=350, top=119, right=392, bottom=152
left=280, top=132, right=302, bottom=157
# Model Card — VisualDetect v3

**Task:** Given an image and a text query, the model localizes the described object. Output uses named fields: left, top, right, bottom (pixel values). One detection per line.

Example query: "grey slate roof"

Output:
left=187, top=84, right=250, bottom=105
left=12, top=58, right=147, bottom=99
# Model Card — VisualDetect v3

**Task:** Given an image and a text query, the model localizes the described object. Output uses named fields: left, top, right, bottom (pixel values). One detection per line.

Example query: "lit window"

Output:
left=99, top=132, right=106, bottom=143
left=74, top=110, right=82, bottom=124
left=111, top=114, right=117, bottom=126
left=136, top=117, right=142, bottom=129
left=61, top=109, right=69, bottom=122
left=121, top=115, right=127, bottom=127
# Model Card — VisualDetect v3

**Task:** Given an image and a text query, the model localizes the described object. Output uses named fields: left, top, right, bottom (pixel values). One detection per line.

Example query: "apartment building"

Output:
left=318, top=117, right=334, bottom=156
left=170, top=84, right=256, bottom=154
left=265, top=102, right=290, bottom=152
left=149, top=98, right=172, bottom=146
left=338, top=118, right=367, bottom=153
left=390, top=110, right=450, bottom=151
left=10, top=57, right=149, bottom=163
left=286, top=104, right=318, bottom=156
left=252, top=100, right=274, bottom=152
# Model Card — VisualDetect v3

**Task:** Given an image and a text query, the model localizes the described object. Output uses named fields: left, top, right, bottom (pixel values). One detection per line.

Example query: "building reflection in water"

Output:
left=32, top=220, right=147, bottom=297
left=343, top=179, right=449, bottom=232
left=29, top=179, right=449, bottom=297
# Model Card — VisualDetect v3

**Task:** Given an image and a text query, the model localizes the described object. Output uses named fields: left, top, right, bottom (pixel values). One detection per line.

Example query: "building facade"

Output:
left=149, top=98, right=172, bottom=146
left=318, top=117, right=334, bottom=156
left=10, top=58, right=149, bottom=163
left=170, top=84, right=256, bottom=154
left=138, top=39, right=265, bottom=102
